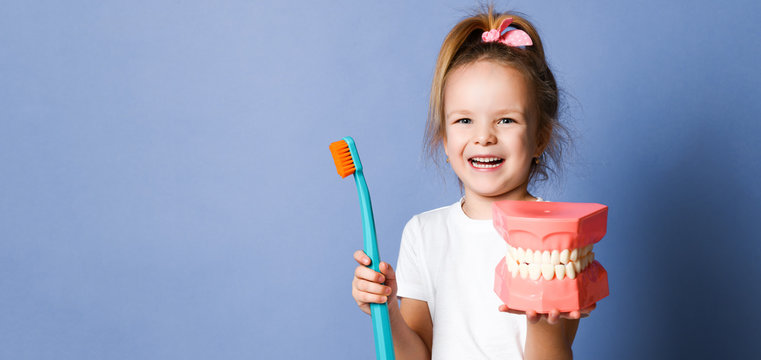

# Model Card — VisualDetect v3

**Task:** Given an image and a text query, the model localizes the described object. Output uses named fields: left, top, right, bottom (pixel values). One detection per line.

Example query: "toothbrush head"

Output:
left=329, top=136, right=362, bottom=178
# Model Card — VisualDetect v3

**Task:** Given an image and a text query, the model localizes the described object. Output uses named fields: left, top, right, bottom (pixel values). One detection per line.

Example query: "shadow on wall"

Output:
left=635, top=110, right=758, bottom=358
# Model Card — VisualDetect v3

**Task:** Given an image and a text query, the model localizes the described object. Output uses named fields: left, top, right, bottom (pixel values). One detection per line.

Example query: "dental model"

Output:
left=493, top=200, right=609, bottom=313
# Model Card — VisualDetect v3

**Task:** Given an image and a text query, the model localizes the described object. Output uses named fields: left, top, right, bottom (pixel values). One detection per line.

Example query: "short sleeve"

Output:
left=395, top=216, right=431, bottom=302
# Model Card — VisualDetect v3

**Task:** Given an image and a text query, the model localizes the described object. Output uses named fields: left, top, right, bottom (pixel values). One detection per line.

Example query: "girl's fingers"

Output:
left=355, top=279, right=392, bottom=296
left=353, top=252, right=389, bottom=284
left=351, top=251, right=391, bottom=309
left=525, top=310, right=540, bottom=323
left=498, top=305, right=526, bottom=315
left=581, top=303, right=596, bottom=313
left=352, top=279, right=388, bottom=304
left=353, top=250, right=371, bottom=266
left=354, top=265, right=385, bottom=284
left=499, top=304, right=593, bottom=322
left=355, top=288, right=388, bottom=304
left=547, top=309, right=560, bottom=324
left=578, top=303, right=595, bottom=318
left=564, top=310, right=581, bottom=319
left=379, top=262, right=396, bottom=280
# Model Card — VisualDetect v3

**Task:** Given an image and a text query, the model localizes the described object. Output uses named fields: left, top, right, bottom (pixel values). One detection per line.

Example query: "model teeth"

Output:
left=559, top=249, right=569, bottom=264
left=505, top=244, right=596, bottom=280
left=508, top=260, right=518, bottom=276
left=529, top=263, right=541, bottom=280
left=541, top=264, right=554, bottom=281
left=550, top=250, right=559, bottom=265
left=554, top=264, right=565, bottom=280
left=566, top=262, right=576, bottom=279
left=517, top=248, right=525, bottom=263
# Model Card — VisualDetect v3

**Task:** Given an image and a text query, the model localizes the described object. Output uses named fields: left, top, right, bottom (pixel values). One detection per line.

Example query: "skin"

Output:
left=351, top=60, right=593, bottom=359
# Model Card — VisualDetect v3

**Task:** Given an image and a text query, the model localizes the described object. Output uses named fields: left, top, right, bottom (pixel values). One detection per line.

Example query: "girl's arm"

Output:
left=390, top=297, right=432, bottom=360
left=352, top=251, right=432, bottom=359
left=524, top=317, right=578, bottom=360
left=500, top=303, right=594, bottom=359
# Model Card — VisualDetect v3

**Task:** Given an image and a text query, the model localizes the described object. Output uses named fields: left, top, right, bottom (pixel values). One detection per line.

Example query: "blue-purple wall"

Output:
left=2, top=0, right=759, bottom=358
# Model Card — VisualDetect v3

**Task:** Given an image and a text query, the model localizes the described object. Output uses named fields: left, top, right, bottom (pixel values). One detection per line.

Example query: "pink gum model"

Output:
left=492, top=201, right=609, bottom=313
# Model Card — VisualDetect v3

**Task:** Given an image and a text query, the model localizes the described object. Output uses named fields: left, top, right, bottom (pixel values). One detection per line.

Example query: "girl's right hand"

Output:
left=351, top=250, right=397, bottom=315
left=498, top=303, right=596, bottom=324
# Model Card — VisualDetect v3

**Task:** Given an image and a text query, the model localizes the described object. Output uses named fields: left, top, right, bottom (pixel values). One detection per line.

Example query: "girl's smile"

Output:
left=469, top=155, right=505, bottom=170
left=443, top=60, right=540, bottom=215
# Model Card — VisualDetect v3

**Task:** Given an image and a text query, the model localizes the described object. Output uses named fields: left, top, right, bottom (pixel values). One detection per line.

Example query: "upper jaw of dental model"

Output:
left=505, top=244, right=595, bottom=281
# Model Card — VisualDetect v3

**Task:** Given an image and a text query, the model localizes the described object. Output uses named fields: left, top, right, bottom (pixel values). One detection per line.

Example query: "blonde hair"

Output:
left=424, top=6, right=569, bottom=184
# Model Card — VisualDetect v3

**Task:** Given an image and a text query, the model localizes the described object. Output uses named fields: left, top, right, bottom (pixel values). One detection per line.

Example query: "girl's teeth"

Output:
left=472, top=163, right=500, bottom=168
left=470, top=157, right=503, bottom=168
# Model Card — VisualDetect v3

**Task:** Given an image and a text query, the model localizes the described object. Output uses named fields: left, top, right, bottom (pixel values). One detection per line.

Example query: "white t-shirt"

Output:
left=396, top=199, right=539, bottom=359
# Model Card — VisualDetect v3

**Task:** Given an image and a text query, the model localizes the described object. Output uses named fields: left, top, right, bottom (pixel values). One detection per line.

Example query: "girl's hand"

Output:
left=498, top=303, right=596, bottom=324
left=351, top=250, right=397, bottom=315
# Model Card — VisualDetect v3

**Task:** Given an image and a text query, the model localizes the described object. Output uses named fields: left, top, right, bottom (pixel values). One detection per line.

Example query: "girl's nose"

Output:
left=474, top=127, right=497, bottom=145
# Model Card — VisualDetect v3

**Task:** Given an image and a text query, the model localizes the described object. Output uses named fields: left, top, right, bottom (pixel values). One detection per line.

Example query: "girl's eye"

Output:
left=498, top=118, right=515, bottom=124
left=456, top=118, right=472, bottom=124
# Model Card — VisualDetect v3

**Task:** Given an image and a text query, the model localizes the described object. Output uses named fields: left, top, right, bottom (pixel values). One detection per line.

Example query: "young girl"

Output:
left=351, top=9, right=594, bottom=359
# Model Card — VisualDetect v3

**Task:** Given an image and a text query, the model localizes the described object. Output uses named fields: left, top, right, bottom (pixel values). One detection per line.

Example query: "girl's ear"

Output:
left=534, top=124, right=550, bottom=157
left=442, top=138, right=449, bottom=157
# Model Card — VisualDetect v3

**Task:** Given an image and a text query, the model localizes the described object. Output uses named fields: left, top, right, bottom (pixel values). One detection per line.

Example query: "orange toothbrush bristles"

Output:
left=330, top=140, right=356, bottom=178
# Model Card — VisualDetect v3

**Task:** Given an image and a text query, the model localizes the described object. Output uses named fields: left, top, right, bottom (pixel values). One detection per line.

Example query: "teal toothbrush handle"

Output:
left=354, top=170, right=395, bottom=360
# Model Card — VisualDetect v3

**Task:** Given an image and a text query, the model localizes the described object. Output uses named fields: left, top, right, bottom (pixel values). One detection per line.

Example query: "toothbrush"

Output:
left=329, top=136, right=395, bottom=360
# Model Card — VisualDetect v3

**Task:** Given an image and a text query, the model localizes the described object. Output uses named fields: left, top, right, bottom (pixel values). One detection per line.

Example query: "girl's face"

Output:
left=443, top=60, right=539, bottom=202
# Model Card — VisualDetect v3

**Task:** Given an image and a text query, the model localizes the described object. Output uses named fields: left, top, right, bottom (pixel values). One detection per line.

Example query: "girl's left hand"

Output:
left=498, top=303, right=596, bottom=324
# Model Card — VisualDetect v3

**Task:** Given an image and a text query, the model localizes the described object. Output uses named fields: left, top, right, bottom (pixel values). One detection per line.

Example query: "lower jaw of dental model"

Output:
left=492, top=200, right=610, bottom=314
